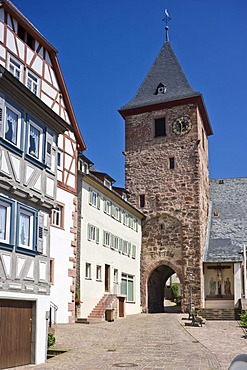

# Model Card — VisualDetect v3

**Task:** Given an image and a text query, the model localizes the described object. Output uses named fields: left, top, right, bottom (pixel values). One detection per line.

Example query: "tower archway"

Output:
left=144, top=260, right=184, bottom=313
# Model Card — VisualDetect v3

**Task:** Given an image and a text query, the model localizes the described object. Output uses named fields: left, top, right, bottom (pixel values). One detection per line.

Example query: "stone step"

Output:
left=198, top=309, right=240, bottom=321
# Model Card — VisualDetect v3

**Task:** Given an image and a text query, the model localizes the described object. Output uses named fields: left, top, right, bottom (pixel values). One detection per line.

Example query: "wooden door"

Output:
left=119, top=297, right=125, bottom=317
left=105, top=264, right=110, bottom=292
left=0, top=300, right=33, bottom=369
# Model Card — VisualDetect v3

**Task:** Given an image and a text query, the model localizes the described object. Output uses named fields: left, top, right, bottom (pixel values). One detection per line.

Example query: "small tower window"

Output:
left=139, top=194, right=145, bottom=208
left=155, top=118, right=166, bottom=137
left=169, top=157, right=175, bottom=169
left=156, top=83, right=167, bottom=95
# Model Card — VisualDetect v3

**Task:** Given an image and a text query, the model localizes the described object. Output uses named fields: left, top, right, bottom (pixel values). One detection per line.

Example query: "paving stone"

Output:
left=12, top=313, right=247, bottom=370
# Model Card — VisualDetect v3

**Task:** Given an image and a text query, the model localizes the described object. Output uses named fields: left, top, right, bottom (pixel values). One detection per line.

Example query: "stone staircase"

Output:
left=198, top=308, right=241, bottom=321
left=76, top=294, right=117, bottom=324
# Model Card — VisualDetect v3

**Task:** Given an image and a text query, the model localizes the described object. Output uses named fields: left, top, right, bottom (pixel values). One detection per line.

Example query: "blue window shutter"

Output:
left=45, top=129, right=53, bottom=168
left=0, top=94, right=5, bottom=138
left=37, top=212, right=44, bottom=253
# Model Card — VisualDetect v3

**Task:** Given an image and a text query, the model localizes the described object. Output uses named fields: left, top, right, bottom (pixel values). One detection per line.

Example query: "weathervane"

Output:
left=162, top=9, right=171, bottom=42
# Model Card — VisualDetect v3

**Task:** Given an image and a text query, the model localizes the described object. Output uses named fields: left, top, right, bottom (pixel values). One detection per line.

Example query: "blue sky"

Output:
left=12, top=1, right=247, bottom=187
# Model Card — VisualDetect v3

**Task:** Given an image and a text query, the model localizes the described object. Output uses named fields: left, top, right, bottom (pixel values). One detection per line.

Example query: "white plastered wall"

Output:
left=49, top=187, right=74, bottom=323
left=79, top=180, right=142, bottom=318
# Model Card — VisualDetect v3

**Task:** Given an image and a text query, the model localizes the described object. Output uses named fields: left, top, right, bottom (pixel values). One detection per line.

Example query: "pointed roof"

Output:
left=121, top=41, right=199, bottom=110
left=119, top=41, right=213, bottom=136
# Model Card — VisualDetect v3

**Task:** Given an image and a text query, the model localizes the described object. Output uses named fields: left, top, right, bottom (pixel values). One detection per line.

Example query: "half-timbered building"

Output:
left=0, top=0, right=85, bottom=367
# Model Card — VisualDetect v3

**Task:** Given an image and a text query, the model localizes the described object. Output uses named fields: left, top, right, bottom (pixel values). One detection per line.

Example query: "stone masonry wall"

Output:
left=124, top=103, right=210, bottom=310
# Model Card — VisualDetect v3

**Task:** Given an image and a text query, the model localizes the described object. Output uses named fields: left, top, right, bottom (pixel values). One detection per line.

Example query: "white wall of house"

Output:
left=234, top=262, right=242, bottom=306
left=79, top=178, right=142, bottom=318
left=49, top=187, right=75, bottom=323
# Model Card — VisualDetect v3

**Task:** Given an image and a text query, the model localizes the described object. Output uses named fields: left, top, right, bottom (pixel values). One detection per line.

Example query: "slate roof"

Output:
left=204, top=178, right=247, bottom=263
left=120, top=41, right=200, bottom=111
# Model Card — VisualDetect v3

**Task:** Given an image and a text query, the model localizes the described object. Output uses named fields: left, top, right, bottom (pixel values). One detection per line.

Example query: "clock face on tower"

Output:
left=172, top=116, right=192, bottom=135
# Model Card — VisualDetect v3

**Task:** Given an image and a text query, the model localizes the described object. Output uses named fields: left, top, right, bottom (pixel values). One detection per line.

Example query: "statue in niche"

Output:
left=209, top=277, right=216, bottom=296
left=224, top=277, right=231, bottom=296
left=217, top=269, right=222, bottom=296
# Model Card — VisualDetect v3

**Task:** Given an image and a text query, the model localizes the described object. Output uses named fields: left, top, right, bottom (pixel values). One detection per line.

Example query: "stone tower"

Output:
left=119, top=40, right=213, bottom=312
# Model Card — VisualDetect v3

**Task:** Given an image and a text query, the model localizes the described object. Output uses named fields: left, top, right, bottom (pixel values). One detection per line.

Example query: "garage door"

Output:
left=0, top=300, right=33, bottom=369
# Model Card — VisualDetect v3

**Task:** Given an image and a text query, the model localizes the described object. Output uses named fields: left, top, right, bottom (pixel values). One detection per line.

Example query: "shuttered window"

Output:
left=155, top=117, right=166, bottom=137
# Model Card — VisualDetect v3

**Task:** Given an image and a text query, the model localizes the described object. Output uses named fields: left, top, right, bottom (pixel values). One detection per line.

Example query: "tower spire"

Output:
left=162, top=9, right=171, bottom=42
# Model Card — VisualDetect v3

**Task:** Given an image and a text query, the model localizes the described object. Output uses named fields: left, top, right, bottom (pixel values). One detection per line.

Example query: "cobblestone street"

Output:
left=12, top=313, right=247, bottom=370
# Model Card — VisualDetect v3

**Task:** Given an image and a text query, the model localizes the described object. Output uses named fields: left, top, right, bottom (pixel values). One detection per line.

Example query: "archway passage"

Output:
left=148, top=265, right=180, bottom=313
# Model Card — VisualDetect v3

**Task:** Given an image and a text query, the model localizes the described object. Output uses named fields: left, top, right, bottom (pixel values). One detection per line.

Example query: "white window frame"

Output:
left=88, top=224, right=99, bottom=244
left=113, top=269, right=118, bottom=284
left=85, top=263, right=91, bottom=279
left=132, top=245, right=137, bottom=259
left=26, top=70, right=40, bottom=96
left=27, top=119, right=44, bottom=162
left=57, top=149, right=63, bottom=171
left=51, top=205, right=64, bottom=228
left=111, top=234, right=119, bottom=251
left=4, top=102, right=22, bottom=148
left=18, top=208, right=34, bottom=250
left=121, top=273, right=134, bottom=303
left=104, top=178, right=112, bottom=189
left=8, top=55, right=23, bottom=81
left=103, top=230, right=111, bottom=247
left=96, top=265, right=102, bottom=281
left=0, top=199, right=12, bottom=244
left=89, top=188, right=100, bottom=209
left=104, top=199, right=111, bottom=215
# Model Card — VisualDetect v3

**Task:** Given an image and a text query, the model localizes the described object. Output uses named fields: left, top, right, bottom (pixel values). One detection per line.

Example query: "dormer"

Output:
left=90, top=170, right=115, bottom=190
left=78, top=153, right=94, bottom=175
left=156, top=83, right=167, bottom=95
left=113, top=186, right=129, bottom=201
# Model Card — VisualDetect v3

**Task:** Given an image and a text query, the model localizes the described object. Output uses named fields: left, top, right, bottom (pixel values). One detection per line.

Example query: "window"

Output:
left=27, top=119, right=44, bottom=161
left=89, top=188, right=100, bottom=209
left=104, top=199, right=111, bottom=215
left=87, top=224, right=99, bottom=243
left=169, top=157, right=175, bottom=170
left=50, top=258, right=54, bottom=284
left=113, top=269, right=118, bottom=284
left=111, top=235, right=119, bottom=251
left=139, top=194, right=145, bottom=208
left=4, top=103, right=22, bottom=148
left=57, top=150, right=63, bottom=169
left=121, top=274, right=134, bottom=302
left=104, top=178, right=112, bottom=189
left=103, top=230, right=111, bottom=247
left=96, top=265, right=102, bottom=281
left=26, top=70, right=39, bottom=96
left=154, top=117, right=166, bottom=137
left=85, top=263, right=91, bottom=279
left=132, top=245, right=137, bottom=259
left=122, top=240, right=128, bottom=255
left=111, top=204, right=121, bottom=221
left=123, top=212, right=129, bottom=226
left=17, top=205, right=36, bottom=252
left=8, top=55, right=22, bottom=80
left=133, top=218, right=138, bottom=232
left=51, top=205, right=64, bottom=228
left=0, top=197, right=14, bottom=247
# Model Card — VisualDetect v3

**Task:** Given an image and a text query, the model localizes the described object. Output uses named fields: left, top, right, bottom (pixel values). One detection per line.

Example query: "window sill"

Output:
left=25, top=154, right=45, bottom=169
left=85, top=277, right=92, bottom=280
left=0, top=139, right=23, bottom=156
left=16, top=246, right=36, bottom=256
left=0, top=243, right=14, bottom=251
left=50, top=224, right=65, bottom=230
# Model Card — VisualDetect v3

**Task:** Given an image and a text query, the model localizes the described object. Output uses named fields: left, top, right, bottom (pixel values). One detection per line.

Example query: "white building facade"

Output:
left=77, top=157, right=144, bottom=320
